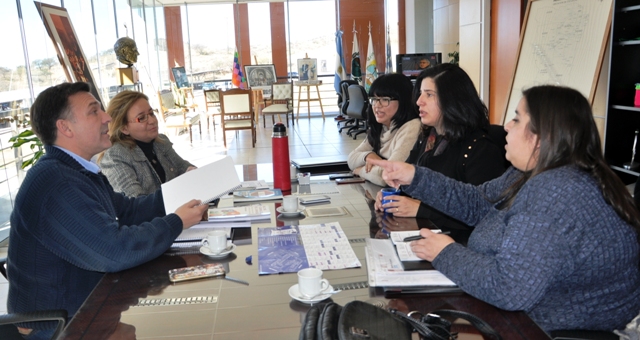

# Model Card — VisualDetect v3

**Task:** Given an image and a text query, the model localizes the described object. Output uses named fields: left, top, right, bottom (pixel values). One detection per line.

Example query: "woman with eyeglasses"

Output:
left=98, top=91, right=196, bottom=197
left=370, top=85, right=640, bottom=333
left=347, top=73, right=422, bottom=186
left=374, top=63, right=507, bottom=229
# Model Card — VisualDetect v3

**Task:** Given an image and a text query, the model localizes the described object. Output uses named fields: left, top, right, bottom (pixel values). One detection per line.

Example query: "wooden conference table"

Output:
left=59, top=164, right=549, bottom=339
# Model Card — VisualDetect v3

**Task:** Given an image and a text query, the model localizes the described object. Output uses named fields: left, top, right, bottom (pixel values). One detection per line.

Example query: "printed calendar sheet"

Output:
left=257, top=222, right=361, bottom=275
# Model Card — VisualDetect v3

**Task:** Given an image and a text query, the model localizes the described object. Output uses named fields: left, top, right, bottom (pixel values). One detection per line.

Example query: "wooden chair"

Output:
left=220, top=88, right=256, bottom=148
left=262, top=82, right=294, bottom=128
left=157, top=89, right=201, bottom=143
left=203, top=89, right=221, bottom=129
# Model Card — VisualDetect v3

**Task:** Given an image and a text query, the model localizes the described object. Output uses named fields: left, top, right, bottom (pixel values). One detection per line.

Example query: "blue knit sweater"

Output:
left=404, top=166, right=640, bottom=332
left=7, top=145, right=183, bottom=320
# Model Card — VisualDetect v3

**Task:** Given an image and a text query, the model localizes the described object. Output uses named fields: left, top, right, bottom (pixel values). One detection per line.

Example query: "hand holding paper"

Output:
left=175, top=199, right=209, bottom=229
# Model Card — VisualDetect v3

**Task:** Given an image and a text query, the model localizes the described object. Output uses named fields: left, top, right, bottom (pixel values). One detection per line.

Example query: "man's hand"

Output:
left=368, top=159, right=416, bottom=188
left=174, top=199, right=209, bottom=229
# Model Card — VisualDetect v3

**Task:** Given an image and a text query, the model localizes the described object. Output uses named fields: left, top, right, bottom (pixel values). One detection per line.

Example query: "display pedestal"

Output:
left=118, top=67, right=138, bottom=85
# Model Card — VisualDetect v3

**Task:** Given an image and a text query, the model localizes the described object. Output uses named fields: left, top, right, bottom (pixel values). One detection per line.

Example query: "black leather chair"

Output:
left=337, top=79, right=358, bottom=112
left=338, top=80, right=359, bottom=132
left=486, top=124, right=511, bottom=168
left=0, top=258, right=68, bottom=339
left=0, top=310, right=67, bottom=340
left=344, top=84, right=369, bottom=139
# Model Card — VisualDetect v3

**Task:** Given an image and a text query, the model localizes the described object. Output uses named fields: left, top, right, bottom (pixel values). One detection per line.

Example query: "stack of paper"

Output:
left=173, top=220, right=250, bottom=245
left=365, top=238, right=460, bottom=294
left=208, top=204, right=271, bottom=222
left=233, top=188, right=283, bottom=202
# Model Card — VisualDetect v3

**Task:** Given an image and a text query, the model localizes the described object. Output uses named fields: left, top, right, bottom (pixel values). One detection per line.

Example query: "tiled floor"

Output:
left=0, top=107, right=365, bottom=315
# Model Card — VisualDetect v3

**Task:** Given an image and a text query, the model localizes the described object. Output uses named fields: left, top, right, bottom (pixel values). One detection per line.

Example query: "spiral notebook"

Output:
left=161, top=155, right=241, bottom=213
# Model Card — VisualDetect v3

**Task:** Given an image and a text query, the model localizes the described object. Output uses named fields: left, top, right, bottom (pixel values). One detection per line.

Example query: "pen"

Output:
left=403, top=231, right=450, bottom=242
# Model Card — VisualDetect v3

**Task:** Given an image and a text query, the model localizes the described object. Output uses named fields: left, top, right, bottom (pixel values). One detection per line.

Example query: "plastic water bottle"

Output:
left=272, top=123, right=291, bottom=193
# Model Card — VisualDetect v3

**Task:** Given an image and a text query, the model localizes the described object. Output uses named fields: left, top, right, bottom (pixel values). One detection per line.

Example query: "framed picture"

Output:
left=171, top=66, right=190, bottom=89
left=35, top=2, right=104, bottom=106
left=297, top=58, right=318, bottom=84
left=244, top=64, right=277, bottom=97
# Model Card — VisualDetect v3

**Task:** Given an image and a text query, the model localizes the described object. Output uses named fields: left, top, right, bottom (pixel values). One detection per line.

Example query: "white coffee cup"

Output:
left=202, top=230, right=227, bottom=254
left=297, top=268, right=329, bottom=298
left=283, top=195, right=299, bottom=212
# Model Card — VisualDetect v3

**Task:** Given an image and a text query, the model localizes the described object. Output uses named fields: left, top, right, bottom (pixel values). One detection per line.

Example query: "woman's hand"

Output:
left=374, top=190, right=383, bottom=211
left=380, top=195, right=421, bottom=217
left=367, top=159, right=416, bottom=188
left=174, top=199, right=209, bottom=229
left=186, top=166, right=197, bottom=172
left=364, top=153, right=382, bottom=173
left=410, top=228, right=454, bottom=262
left=353, top=166, right=362, bottom=176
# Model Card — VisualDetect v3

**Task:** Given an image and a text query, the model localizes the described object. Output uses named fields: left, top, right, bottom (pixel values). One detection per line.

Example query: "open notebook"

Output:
left=161, top=155, right=241, bottom=213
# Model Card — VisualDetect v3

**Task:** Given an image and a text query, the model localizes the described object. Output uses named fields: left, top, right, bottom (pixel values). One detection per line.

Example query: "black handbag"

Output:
left=299, top=300, right=503, bottom=340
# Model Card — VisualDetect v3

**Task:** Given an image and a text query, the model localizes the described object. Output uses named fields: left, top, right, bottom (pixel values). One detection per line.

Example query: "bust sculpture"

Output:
left=114, top=37, right=139, bottom=67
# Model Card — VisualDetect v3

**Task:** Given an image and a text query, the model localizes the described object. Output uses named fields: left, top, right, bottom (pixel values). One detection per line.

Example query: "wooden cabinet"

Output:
left=605, top=0, right=640, bottom=184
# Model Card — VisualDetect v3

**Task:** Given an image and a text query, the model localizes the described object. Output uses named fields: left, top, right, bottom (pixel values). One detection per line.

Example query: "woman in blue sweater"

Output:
left=371, top=85, right=640, bottom=333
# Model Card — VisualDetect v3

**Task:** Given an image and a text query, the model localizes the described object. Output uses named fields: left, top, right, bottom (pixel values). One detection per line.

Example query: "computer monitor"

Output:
left=396, top=53, right=442, bottom=79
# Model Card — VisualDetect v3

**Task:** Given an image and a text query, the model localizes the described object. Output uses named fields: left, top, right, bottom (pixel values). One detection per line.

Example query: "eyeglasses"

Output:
left=130, top=111, right=156, bottom=124
left=369, top=97, right=396, bottom=107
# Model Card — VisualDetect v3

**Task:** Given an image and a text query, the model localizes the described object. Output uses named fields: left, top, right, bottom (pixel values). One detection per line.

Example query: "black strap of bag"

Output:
left=299, top=301, right=502, bottom=340
left=390, top=308, right=503, bottom=340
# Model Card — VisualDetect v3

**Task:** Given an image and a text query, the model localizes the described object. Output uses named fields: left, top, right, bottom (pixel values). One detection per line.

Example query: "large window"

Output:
left=182, top=3, right=235, bottom=88
left=0, top=0, right=166, bottom=242
left=248, top=3, right=272, bottom=65
left=285, top=1, right=336, bottom=77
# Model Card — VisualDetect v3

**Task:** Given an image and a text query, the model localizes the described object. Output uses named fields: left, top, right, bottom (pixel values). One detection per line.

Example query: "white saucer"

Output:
left=288, top=284, right=334, bottom=304
left=200, top=243, right=236, bottom=259
left=276, top=206, right=306, bottom=216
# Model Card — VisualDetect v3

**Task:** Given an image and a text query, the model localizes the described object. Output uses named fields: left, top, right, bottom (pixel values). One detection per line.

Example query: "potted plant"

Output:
left=448, top=43, right=459, bottom=65
left=9, top=115, right=44, bottom=169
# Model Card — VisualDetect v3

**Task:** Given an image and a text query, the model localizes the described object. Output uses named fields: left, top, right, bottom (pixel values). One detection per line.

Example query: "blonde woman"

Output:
left=99, top=91, right=195, bottom=197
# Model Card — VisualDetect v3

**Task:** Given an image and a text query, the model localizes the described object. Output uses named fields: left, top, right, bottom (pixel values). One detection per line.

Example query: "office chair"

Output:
left=338, top=80, right=359, bottom=132
left=486, top=124, right=511, bottom=168
left=344, top=84, right=369, bottom=139
left=0, top=258, right=68, bottom=340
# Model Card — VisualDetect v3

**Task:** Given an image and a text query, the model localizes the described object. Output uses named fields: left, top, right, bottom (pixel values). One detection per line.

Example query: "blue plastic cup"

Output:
left=381, top=187, right=401, bottom=214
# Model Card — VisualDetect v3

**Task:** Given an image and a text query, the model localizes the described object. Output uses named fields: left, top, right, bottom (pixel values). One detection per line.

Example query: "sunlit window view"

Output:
left=0, top=0, right=398, bottom=241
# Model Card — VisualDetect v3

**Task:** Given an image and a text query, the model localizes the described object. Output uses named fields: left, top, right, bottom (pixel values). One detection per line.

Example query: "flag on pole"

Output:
left=364, top=24, right=377, bottom=92
left=351, top=24, right=362, bottom=85
left=334, top=30, right=347, bottom=94
left=231, top=47, right=245, bottom=89
left=386, top=25, right=393, bottom=74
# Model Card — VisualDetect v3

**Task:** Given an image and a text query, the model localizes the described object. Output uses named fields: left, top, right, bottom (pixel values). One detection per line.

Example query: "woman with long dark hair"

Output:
left=374, top=64, right=506, bottom=227
left=347, top=73, right=421, bottom=186
left=371, top=85, right=640, bottom=333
